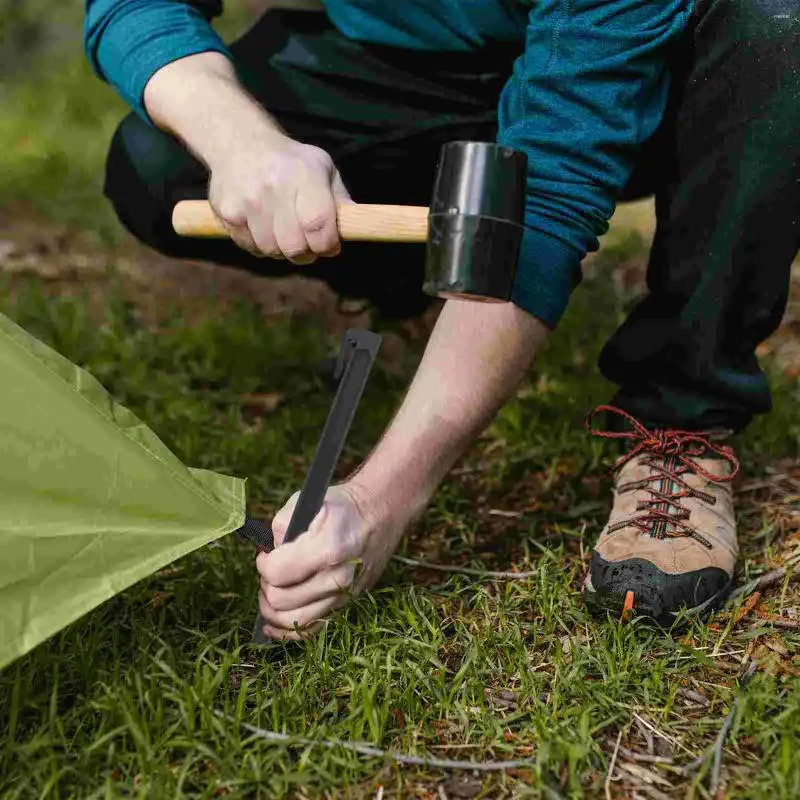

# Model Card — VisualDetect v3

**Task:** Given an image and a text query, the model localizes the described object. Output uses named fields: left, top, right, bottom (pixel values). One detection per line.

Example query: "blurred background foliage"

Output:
left=0, top=0, right=253, bottom=239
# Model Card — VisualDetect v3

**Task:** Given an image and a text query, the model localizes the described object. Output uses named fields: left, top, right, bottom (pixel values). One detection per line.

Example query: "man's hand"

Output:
left=256, top=483, right=405, bottom=640
left=143, top=52, right=350, bottom=263
left=208, top=133, right=350, bottom=264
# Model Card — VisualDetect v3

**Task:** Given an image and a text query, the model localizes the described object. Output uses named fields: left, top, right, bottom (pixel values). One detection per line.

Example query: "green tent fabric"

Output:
left=0, top=311, right=246, bottom=670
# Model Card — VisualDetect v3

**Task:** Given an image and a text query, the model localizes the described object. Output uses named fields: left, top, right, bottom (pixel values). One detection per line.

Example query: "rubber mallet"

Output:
left=172, top=141, right=527, bottom=302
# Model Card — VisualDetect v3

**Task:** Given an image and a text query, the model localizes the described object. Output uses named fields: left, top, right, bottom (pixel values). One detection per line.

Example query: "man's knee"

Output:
left=104, top=113, right=206, bottom=255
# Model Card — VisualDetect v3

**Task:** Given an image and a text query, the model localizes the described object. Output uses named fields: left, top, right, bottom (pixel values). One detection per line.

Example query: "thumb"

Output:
left=331, top=171, right=353, bottom=204
left=271, top=491, right=300, bottom=547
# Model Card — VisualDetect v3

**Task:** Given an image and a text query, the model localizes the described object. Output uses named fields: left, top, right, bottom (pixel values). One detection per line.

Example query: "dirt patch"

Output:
left=0, top=212, right=371, bottom=332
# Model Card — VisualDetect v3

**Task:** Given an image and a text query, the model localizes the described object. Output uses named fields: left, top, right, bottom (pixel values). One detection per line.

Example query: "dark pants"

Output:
left=105, top=1, right=800, bottom=432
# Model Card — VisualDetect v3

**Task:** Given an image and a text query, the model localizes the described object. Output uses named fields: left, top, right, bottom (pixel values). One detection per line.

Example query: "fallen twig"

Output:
left=605, top=730, right=623, bottom=800
left=750, top=611, right=800, bottom=631
left=217, top=711, right=536, bottom=771
left=676, top=687, right=710, bottom=707
left=617, top=761, right=672, bottom=788
left=680, top=662, right=758, bottom=790
left=625, top=782, right=673, bottom=800
left=632, top=713, right=690, bottom=756
left=618, top=746, right=673, bottom=765
left=726, top=567, right=794, bottom=604
left=393, top=555, right=539, bottom=580
left=710, top=664, right=757, bottom=793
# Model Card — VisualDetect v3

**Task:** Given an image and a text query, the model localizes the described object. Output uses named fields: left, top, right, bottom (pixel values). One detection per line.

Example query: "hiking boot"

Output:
left=582, top=405, right=740, bottom=625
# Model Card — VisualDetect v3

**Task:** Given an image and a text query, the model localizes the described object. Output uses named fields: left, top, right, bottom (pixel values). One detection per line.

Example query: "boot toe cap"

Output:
left=583, top=552, right=732, bottom=625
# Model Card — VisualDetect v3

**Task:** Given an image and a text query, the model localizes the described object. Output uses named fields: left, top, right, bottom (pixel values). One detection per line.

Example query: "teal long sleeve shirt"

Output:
left=84, top=0, right=693, bottom=327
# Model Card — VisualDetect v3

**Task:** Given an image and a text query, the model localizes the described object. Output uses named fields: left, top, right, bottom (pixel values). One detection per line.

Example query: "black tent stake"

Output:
left=251, top=328, right=381, bottom=644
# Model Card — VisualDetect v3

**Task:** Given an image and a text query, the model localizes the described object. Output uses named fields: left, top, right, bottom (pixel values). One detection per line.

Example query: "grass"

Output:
left=0, top=251, right=797, bottom=798
left=1, top=2, right=799, bottom=796
left=0, top=0, right=251, bottom=239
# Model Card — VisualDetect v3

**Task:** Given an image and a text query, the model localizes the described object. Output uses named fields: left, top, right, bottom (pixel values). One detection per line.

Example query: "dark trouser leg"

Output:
left=104, top=10, right=517, bottom=317
left=599, top=0, right=800, bottom=432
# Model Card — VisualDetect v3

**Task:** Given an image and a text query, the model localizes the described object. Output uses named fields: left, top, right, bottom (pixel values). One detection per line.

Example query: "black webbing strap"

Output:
left=236, top=517, right=274, bottom=553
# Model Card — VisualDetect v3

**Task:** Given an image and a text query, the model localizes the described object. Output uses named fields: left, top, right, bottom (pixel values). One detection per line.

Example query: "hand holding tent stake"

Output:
left=172, top=141, right=528, bottom=305
left=239, top=329, right=381, bottom=644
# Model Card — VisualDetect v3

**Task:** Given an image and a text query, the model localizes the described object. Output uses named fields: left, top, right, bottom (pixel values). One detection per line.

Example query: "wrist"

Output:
left=344, top=421, right=468, bottom=529
left=201, top=113, right=287, bottom=172
left=344, top=467, right=434, bottom=533
left=144, top=52, right=287, bottom=169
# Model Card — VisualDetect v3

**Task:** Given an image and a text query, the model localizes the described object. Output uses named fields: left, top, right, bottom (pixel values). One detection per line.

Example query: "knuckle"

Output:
left=306, top=145, right=333, bottom=169
left=259, top=560, right=278, bottom=586
left=299, top=210, right=330, bottom=234
left=334, top=565, right=355, bottom=591
left=242, top=189, right=268, bottom=213
left=323, top=540, right=346, bottom=566
left=215, top=202, right=245, bottom=226
left=264, top=584, right=283, bottom=610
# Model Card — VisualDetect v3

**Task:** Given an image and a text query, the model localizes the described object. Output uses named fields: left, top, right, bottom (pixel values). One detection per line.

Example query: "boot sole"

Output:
left=583, top=572, right=733, bottom=628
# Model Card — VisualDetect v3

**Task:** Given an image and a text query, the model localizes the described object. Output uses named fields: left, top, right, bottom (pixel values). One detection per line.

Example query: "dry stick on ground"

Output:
left=618, top=746, right=673, bottom=765
left=709, top=664, right=758, bottom=794
left=726, top=567, right=793, bottom=604
left=393, top=555, right=539, bottom=580
left=625, top=782, right=674, bottom=800
left=605, top=731, right=623, bottom=800
left=680, top=662, right=758, bottom=790
left=748, top=612, right=800, bottom=631
left=615, top=763, right=674, bottom=800
left=217, top=712, right=536, bottom=771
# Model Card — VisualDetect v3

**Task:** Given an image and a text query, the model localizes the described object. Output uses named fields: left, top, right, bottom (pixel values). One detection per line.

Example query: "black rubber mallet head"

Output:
left=424, top=141, right=527, bottom=302
left=172, top=140, right=527, bottom=303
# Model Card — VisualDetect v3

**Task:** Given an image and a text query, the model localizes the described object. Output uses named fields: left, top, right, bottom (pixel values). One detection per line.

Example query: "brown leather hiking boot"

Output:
left=582, top=406, right=740, bottom=625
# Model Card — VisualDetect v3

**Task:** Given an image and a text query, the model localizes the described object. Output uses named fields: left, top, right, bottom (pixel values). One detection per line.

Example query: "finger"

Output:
left=246, top=205, right=283, bottom=259
left=259, top=619, right=323, bottom=642
left=295, top=180, right=340, bottom=257
left=257, top=506, right=331, bottom=586
left=273, top=200, right=317, bottom=265
left=259, top=504, right=353, bottom=587
left=262, top=562, right=356, bottom=611
left=270, top=492, right=299, bottom=547
left=259, top=588, right=348, bottom=631
left=331, top=170, right=352, bottom=203
left=221, top=219, right=263, bottom=257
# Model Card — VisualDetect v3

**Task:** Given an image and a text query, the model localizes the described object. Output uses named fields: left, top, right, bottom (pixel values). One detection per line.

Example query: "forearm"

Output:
left=85, top=0, right=229, bottom=117
left=351, top=300, right=548, bottom=521
left=143, top=52, right=285, bottom=167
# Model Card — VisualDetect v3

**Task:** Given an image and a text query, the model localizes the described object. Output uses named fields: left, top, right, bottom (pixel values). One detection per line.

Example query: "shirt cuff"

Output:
left=510, top=227, right=583, bottom=329
left=94, top=9, right=231, bottom=121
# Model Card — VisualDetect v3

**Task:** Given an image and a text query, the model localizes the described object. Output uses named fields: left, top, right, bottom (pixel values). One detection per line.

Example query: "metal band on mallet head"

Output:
left=424, top=142, right=527, bottom=303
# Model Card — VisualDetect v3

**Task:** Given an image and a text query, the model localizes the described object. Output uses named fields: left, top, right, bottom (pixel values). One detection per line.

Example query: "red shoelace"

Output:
left=586, top=405, right=740, bottom=547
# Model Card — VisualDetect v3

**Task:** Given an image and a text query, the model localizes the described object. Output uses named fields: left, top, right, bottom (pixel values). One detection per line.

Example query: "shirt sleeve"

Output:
left=84, top=0, right=232, bottom=121
left=497, top=0, right=693, bottom=328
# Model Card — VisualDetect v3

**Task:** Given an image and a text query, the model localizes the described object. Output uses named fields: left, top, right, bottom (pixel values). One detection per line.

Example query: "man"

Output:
left=85, top=0, right=798, bottom=636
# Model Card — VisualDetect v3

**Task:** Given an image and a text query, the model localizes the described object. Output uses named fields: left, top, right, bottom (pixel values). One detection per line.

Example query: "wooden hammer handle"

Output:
left=172, top=200, right=428, bottom=243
